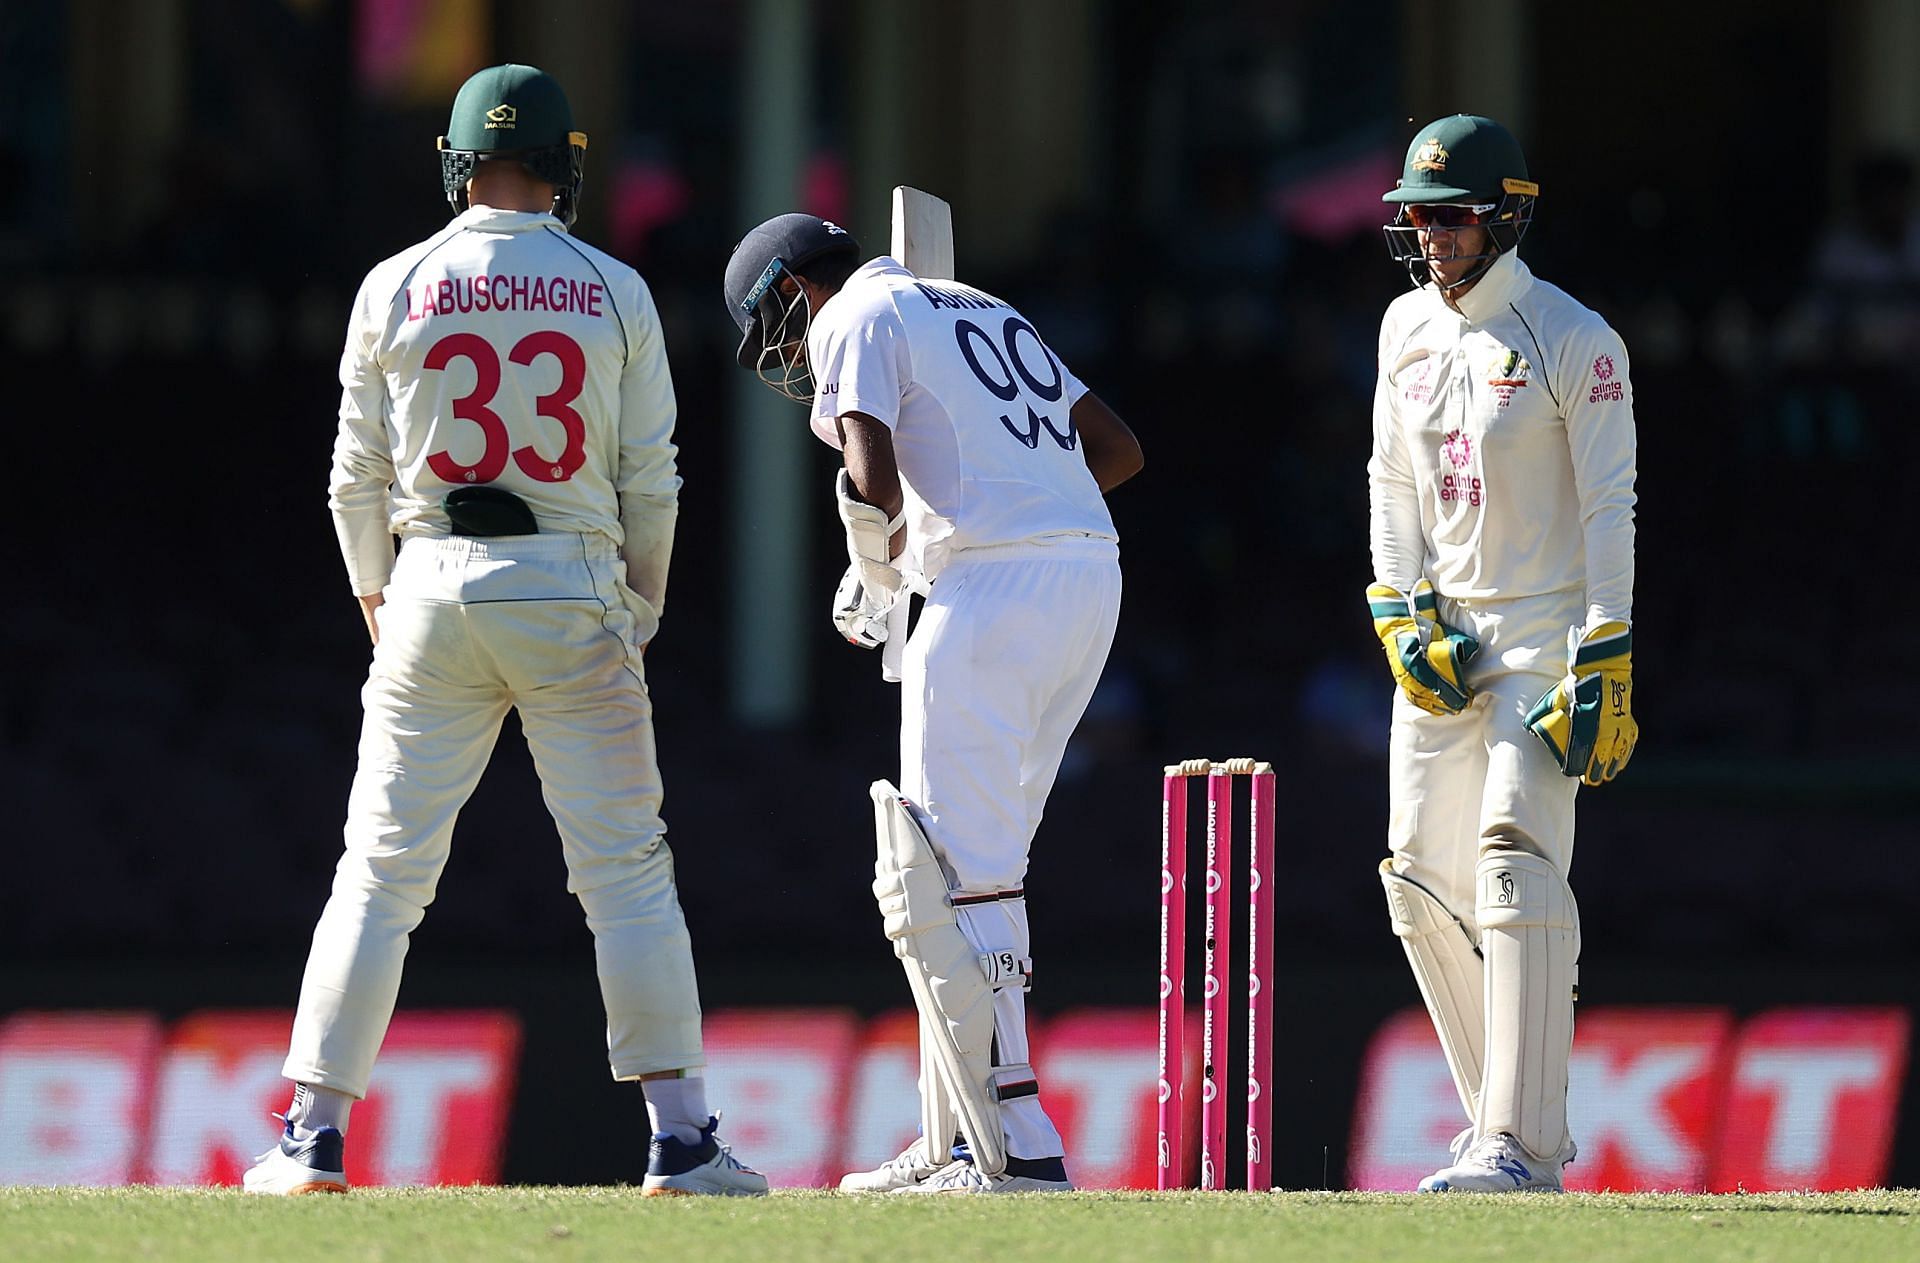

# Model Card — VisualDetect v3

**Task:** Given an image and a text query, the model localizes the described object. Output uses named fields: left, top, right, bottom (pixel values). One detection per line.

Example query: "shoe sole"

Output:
left=641, top=1176, right=769, bottom=1198
left=838, top=1176, right=928, bottom=1192
left=244, top=1181, right=348, bottom=1196
left=641, top=1186, right=767, bottom=1197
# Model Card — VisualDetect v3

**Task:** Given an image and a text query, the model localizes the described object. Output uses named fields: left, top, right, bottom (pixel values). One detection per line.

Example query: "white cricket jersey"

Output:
left=330, top=207, right=680, bottom=609
left=806, top=258, right=1117, bottom=579
left=1368, top=251, right=1636, bottom=628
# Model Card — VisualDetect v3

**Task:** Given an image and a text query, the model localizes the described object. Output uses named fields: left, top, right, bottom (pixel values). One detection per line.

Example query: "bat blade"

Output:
left=891, top=186, right=954, bottom=280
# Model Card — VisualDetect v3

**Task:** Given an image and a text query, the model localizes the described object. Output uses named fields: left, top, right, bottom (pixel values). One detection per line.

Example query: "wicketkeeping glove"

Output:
left=1525, top=620, right=1637, bottom=785
left=1366, top=579, right=1481, bottom=716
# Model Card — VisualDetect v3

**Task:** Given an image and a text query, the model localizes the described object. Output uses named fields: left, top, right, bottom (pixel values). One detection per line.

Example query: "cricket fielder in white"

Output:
left=244, top=64, right=764, bottom=1197
left=723, top=213, right=1143, bottom=1193
left=1368, top=115, right=1638, bottom=1193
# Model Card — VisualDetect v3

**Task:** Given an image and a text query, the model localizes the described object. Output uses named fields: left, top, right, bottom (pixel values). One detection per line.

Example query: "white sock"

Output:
left=641, top=1074, right=708, bottom=1145
left=286, top=1082, right=353, bottom=1137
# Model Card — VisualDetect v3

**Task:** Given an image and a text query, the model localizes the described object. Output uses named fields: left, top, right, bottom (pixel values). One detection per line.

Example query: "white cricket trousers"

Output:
left=900, top=541, right=1122, bottom=1161
left=1383, top=587, right=1585, bottom=1154
left=284, top=534, right=702, bottom=1098
left=1383, top=588, right=1585, bottom=913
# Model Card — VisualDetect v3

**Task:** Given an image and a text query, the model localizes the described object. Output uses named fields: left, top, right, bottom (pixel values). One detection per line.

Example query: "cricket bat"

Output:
left=876, top=187, right=954, bottom=683
left=892, top=185, right=955, bottom=280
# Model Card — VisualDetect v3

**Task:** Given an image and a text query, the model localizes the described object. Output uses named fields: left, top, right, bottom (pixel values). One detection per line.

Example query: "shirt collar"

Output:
left=852, top=255, right=913, bottom=281
left=456, top=206, right=563, bottom=232
left=1446, top=250, right=1532, bottom=323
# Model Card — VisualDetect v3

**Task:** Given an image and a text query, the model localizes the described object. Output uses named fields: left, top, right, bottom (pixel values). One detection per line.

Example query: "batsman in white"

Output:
left=1368, top=115, right=1638, bottom=1193
left=243, top=64, right=765, bottom=1197
left=722, top=205, right=1142, bottom=1193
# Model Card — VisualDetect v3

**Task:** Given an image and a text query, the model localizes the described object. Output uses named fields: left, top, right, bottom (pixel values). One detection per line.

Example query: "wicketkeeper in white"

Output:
left=723, top=210, right=1143, bottom=1193
left=244, top=64, right=764, bottom=1197
left=1368, top=115, right=1638, bottom=1193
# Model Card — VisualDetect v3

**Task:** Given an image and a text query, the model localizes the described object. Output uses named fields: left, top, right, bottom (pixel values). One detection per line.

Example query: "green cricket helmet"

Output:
left=1382, top=114, right=1538, bottom=290
left=437, top=64, right=589, bottom=228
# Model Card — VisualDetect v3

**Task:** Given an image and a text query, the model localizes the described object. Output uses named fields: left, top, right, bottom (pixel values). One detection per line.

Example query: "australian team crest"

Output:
left=1487, top=347, right=1531, bottom=408
left=1413, top=137, right=1449, bottom=171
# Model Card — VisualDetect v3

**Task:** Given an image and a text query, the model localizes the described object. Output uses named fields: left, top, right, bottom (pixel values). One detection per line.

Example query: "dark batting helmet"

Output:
left=437, top=64, right=589, bottom=228
left=1382, top=114, right=1539, bottom=291
left=723, top=212, right=861, bottom=401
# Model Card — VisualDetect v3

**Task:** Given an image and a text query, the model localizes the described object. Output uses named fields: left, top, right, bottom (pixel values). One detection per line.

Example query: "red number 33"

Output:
left=423, top=330, right=588, bottom=484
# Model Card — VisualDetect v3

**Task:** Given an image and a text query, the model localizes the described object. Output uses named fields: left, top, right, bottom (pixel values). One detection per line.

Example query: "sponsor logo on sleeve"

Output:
left=1589, top=353, right=1625, bottom=403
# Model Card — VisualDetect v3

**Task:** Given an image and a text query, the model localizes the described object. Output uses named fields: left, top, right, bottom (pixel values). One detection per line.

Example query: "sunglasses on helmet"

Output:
left=1403, top=203, right=1498, bottom=229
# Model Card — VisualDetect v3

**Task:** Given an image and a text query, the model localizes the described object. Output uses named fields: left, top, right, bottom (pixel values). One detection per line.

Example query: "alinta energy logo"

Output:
left=1402, top=357, right=1436, bottom=405
left=1589, top=353, right=1624, bottom=403
left=485, top=104, right=517, bottom=130
left=1439, top=428, right=1482, bottom=506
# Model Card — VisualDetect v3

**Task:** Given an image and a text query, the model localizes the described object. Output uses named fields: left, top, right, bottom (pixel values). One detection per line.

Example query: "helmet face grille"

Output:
left=438, top=139, right=587, bottom=228
left=1381, top=193, right=1535, bottom=292
left=747, top=281, right=818, bottom=403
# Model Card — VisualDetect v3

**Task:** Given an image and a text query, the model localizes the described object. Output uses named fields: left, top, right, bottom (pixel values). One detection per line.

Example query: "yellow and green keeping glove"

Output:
left=1366, top=579, right=1481, bottom=716
left=1525, top=620, right=1637, bottom=785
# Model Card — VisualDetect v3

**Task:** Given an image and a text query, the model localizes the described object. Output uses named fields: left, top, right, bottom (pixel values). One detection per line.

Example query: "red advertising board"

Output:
left=0, top=1012, right=165, bottom=1185
left=0, top=1009, right=521, bottom=1187
left=700, top=1008, right=863, bottom=1188
left=1708, top=1008, right=1910, bottom=1192
left=1563, top=1007, right=1736, bottom=1192
left=1350, top=1005, right=1910, bottom=1192
left=0, top=1003, right=1907, bottom=1189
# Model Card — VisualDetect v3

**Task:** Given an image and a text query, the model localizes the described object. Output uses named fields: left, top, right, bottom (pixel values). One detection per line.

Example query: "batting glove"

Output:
left=1525, top=620, right=1637, bottom=785
left=831, top=558, right=901, bottom=649
left=1366, top=579, right=1481, bottom=716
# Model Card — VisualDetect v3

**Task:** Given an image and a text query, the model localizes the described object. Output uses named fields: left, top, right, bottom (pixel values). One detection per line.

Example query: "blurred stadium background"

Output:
left=2, top=0, right=1914, bottom=1192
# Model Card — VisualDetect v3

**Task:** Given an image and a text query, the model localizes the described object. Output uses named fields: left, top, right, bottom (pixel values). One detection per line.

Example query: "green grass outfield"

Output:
left=5, top=1188, right=1917, bottom=1263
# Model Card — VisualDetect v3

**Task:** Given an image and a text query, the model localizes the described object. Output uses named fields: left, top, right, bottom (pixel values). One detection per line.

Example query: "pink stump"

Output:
left=1200, top=767, right=1234, bottom=1190
left=1247, top=766, right=1277, bottom=1191
left=1157, top=769, right=1188, bottom=1189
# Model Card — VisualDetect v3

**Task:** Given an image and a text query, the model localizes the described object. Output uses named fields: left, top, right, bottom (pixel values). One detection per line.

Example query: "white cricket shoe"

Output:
left=839, top=1139, right=945, bottom=1192
left=1418, top=1131, right=1575, bottom=1193
left=641, top=1115, right=769, bottom=1197
left=890, top=1156, right=1073, bottom=1194
left=243, top=1123, right=348, bottom=1195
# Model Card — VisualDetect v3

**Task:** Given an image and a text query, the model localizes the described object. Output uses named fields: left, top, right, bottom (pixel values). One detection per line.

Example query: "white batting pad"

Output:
left=870, top=780, right=1009, bottom=1174
left=1476, top=848, right=1580, bottom=1159
left=1380, top=859, right=1485, bottom=1124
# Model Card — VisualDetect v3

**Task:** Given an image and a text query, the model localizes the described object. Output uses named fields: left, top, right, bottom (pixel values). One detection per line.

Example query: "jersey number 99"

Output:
left=955, top=317, right=1077, bottom=452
